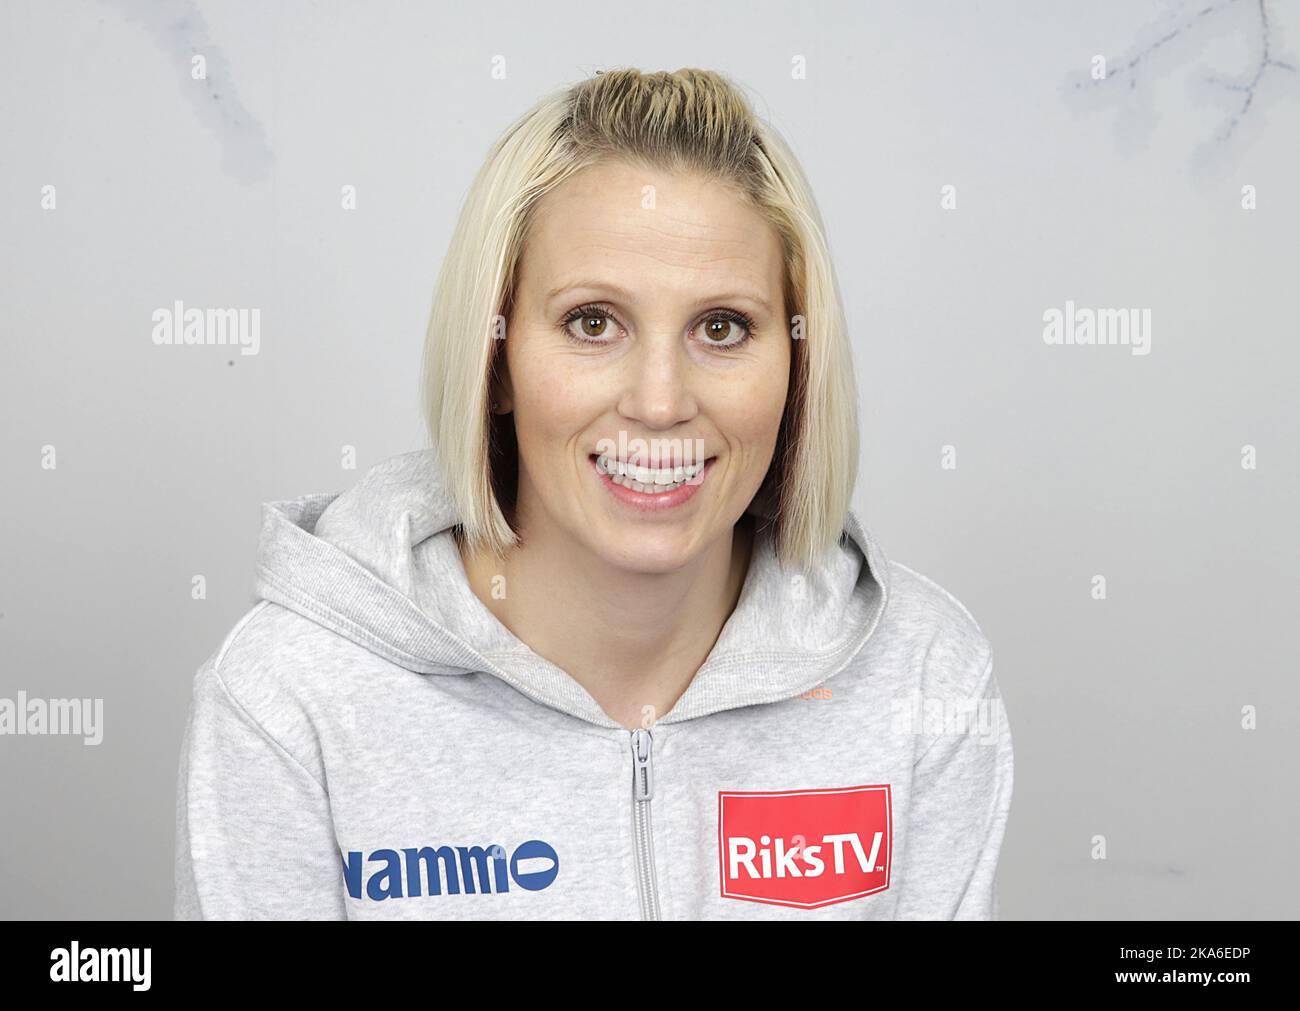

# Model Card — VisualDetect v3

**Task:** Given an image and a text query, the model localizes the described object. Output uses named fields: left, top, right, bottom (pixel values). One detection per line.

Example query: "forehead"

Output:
left=519, top=159, right=784, bottom=306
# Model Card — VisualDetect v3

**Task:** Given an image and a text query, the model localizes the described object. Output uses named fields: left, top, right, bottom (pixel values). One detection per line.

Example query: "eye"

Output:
left=559, top=304, right=621, bottom=345
left=694, top=309, right=756, bottom=352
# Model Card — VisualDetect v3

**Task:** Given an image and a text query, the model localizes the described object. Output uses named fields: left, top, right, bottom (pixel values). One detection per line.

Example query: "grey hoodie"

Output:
left=173, top=448, right=1014, bottom=920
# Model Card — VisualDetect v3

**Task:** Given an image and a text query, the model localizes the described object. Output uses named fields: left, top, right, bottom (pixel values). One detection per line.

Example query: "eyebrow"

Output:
left=545, top=280, right=776, bottom=316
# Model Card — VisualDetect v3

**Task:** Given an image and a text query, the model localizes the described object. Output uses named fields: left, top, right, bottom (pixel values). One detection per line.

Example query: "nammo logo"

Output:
left=342, top=839, right=559, bottom=900
left=718, top=784, right=891, bottom=909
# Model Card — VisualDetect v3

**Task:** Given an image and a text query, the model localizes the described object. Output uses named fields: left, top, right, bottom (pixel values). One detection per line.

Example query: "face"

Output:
left=495, top=158, right=791, bottom=573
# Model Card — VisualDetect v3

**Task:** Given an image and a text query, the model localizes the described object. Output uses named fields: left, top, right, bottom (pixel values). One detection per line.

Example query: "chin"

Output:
left=591, top=530, right=703, bottom=576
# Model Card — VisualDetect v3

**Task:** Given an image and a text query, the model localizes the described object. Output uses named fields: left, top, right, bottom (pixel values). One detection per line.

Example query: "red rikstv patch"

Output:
left=718, top=784, right=892, bottom=908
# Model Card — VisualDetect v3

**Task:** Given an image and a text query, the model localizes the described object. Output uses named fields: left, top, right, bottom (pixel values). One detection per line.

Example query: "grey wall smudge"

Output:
left=1061, top=0, right=1299, bottom=176
left=107, top=0, right=274, bottom=184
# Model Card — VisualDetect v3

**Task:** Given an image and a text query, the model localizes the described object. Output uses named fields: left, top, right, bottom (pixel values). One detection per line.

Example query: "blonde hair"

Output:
left=421, top=67, right=858, bottom=573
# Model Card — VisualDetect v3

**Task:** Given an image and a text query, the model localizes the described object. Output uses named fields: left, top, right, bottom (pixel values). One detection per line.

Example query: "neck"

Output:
left=458, top=512, right=756, bottom=730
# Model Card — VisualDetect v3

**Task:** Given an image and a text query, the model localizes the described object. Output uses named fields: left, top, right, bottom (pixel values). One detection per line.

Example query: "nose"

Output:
left=616, top=333, right=699, bottom=431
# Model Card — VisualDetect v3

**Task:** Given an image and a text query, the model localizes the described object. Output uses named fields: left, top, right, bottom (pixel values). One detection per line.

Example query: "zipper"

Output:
left=630, top=728, right=662, bottom=920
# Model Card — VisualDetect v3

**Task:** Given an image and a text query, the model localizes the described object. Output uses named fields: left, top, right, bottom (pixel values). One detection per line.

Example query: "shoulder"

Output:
left=204, top=600, right=342, bottom=699
left=191, top=602, right=371, bottom=764
left=873, top=559, right=994, bottom=700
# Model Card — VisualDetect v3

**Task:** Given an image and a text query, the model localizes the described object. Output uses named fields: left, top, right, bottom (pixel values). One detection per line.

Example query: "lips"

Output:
left=588, top=454, right=716, bottom=510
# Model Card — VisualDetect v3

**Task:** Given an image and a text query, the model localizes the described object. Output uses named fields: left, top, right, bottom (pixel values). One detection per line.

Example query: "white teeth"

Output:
left=595, top=454, right=707, bottom=492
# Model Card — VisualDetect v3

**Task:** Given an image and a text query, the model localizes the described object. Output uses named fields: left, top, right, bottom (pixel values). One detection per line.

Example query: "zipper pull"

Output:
left=632, top=728, right=653, bottom=801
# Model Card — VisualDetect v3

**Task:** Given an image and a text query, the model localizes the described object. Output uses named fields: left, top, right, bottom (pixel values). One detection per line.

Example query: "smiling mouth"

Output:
left=589, top=453, right=716, bottom=494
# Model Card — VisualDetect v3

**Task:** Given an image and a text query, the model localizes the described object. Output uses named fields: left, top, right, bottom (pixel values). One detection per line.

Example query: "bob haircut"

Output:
left=421, top=67, right=859, bottom=574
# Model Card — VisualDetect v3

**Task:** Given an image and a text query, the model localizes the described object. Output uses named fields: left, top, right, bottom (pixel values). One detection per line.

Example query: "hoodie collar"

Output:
left=253, top=449, right=891, bottom=729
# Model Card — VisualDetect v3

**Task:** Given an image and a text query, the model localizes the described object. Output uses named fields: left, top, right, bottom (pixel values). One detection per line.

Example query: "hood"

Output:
left=252, top=448, right=892, bottom=729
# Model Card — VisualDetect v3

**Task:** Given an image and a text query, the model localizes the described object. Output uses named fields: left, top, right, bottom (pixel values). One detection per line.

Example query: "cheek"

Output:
left=719, top=358, right=790, bottom=450
left=509, top=345, right=599, bottom=451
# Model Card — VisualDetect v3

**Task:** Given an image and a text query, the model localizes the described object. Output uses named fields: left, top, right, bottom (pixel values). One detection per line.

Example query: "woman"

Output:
left=174, top=68, right=1014, bottom=920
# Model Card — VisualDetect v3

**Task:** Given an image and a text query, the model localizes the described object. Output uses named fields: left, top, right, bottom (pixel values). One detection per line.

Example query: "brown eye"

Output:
left=559, top=304, right=620, bottom=346
left=580, top=314, right=608, bottom=338
left=702, top=317, right=736, bottom=343
left=695, top=310, right=755, bottom=350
